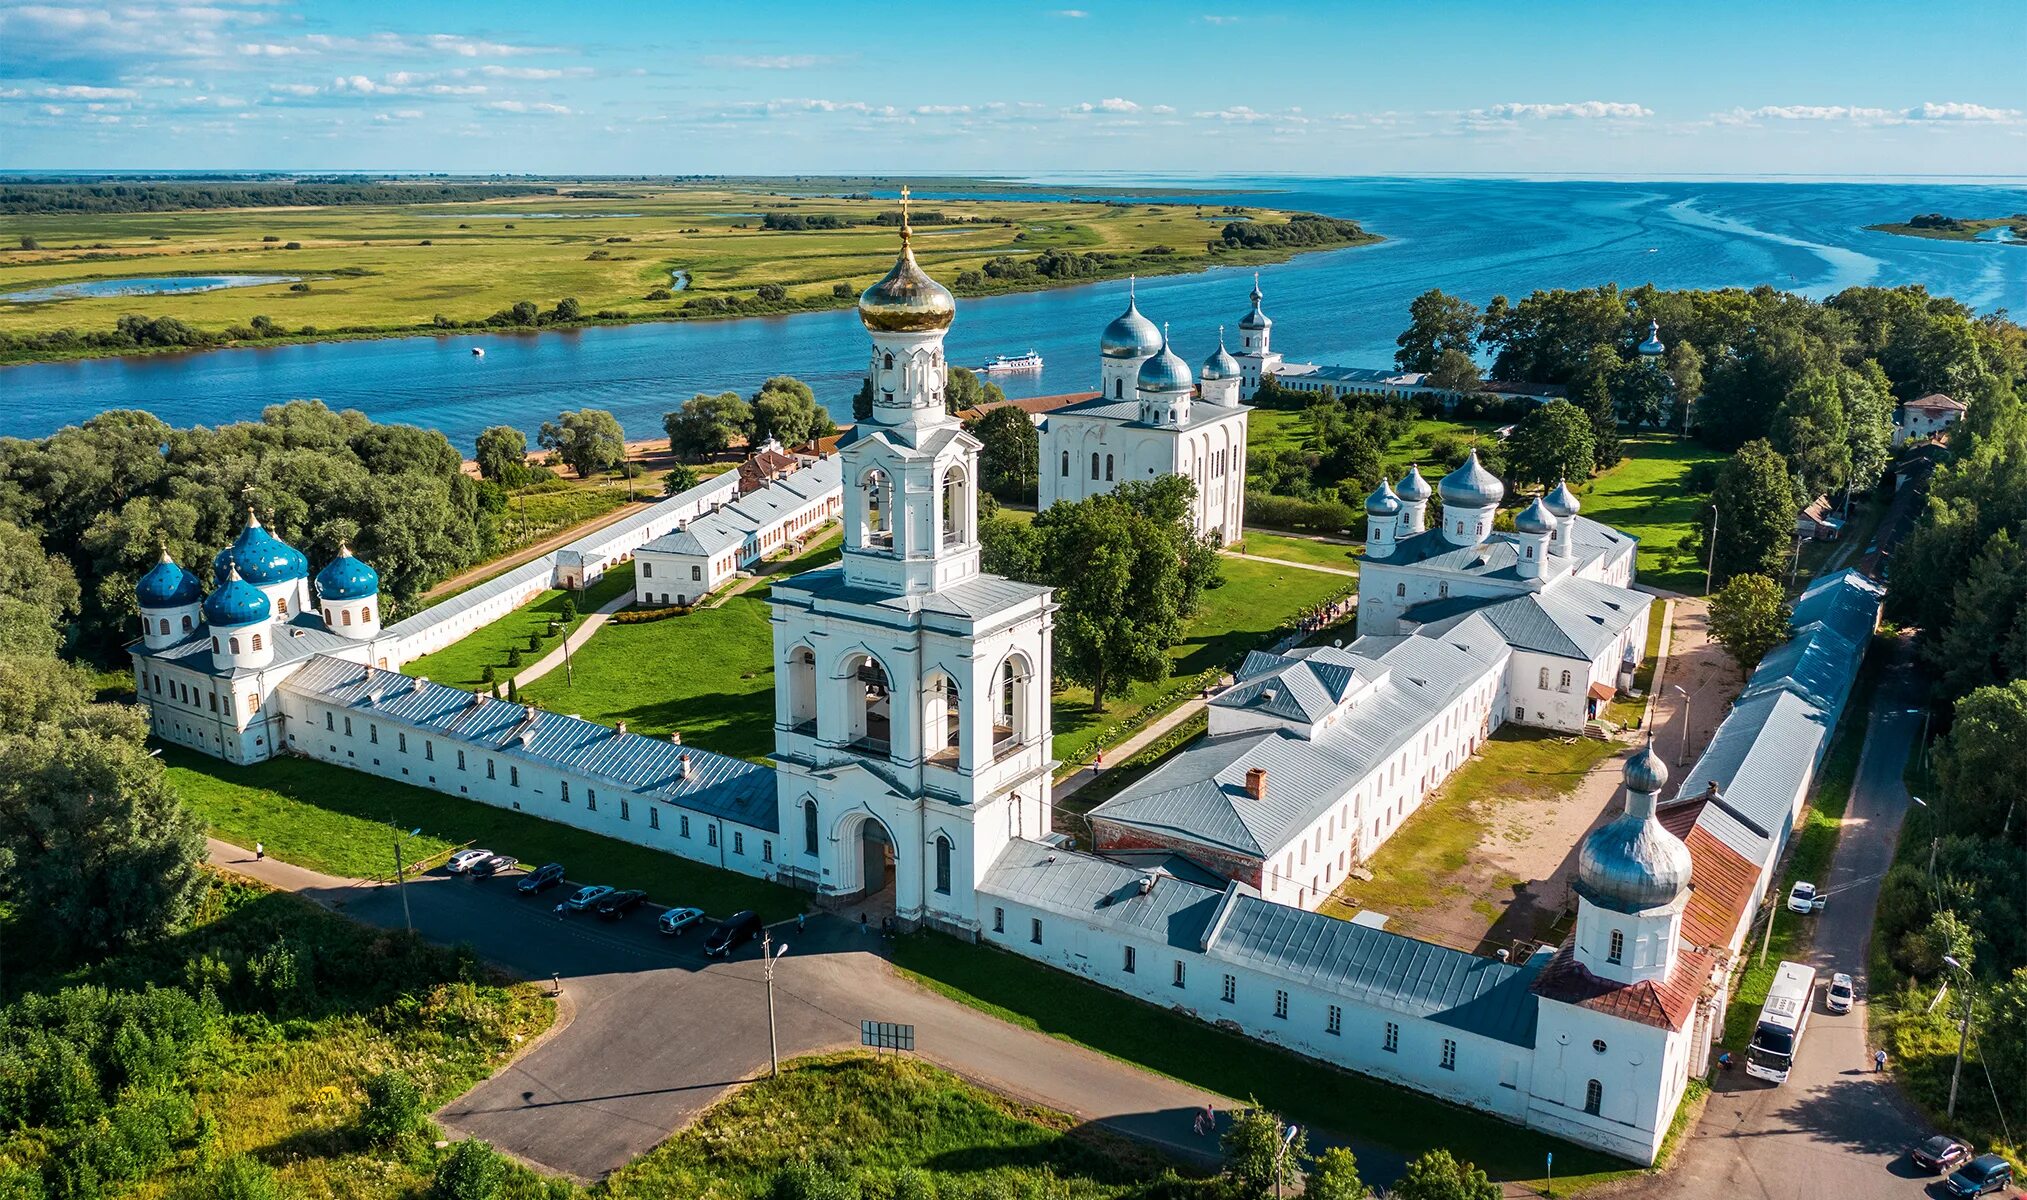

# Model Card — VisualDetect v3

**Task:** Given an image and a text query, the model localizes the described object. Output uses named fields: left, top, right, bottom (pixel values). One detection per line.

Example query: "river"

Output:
left=6, top=176, right=2025, bottom=445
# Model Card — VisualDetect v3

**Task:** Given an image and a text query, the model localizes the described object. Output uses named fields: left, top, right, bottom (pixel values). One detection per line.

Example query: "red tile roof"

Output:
left=959, top=392, right=1101, bottom=421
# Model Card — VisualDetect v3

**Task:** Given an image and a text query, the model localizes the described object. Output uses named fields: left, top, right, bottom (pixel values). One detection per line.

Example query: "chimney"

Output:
left=615, top=720, right=627, bottom=736
left=1245, top=767, right=1268, bottom=801
left=679, top=752, right=693, bottom=780
left=670, top=730, right=682, bottom=746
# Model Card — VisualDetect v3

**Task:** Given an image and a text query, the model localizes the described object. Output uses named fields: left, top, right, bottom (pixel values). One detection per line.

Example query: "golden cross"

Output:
left=898, top=183, right=912, bottom=243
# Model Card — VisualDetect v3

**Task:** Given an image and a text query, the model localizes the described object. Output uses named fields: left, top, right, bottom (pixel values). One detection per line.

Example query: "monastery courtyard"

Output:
left=1325, top=597, right=1745, bottom=955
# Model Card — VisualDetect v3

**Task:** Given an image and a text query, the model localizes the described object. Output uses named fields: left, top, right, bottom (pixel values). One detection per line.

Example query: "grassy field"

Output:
left=165, top=748, right=804, bottom=919
left=1232, top=527, right=1363, bottom=571
left=0, top=872, right=557, bottom=1199
left=401, top=560, right=636, bottom=689
left=0, top=186, right=1378, bottom=361
left=520, top=537, right=843, bottom=762
left=1578, top=434, right=1726, bottom=594
left=603, top=1053, right=1209, bottom=1200
left=890, top=934, right=1628, bottom=1192
left=1247, top=409, right=1500, bottom=478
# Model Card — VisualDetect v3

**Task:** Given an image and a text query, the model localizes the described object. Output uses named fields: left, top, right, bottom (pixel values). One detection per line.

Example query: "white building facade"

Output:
left=635, top=455, right=843, bottom=607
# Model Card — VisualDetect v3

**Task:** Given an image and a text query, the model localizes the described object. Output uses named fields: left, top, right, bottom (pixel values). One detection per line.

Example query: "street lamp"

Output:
left=762, top=931, right=790, bottom=1077
left=1272, top=1121, right=1302, bottom=1200
left=1672, top=685, right=1693, bottom=766
left=391, top=825, right=422, bottom=934
left=1943, top=954, right=1975, bottom=1124
left=1911, top=797, right=1940, bottom=882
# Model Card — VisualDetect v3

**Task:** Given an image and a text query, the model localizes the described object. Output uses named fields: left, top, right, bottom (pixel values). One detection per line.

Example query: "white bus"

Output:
left=1746, top=960, right=1817, bottom=1083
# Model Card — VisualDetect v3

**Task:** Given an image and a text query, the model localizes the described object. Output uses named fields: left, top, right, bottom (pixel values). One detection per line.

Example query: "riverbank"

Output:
left=1866, top=214, right=2026, bottom=243
left=0, top=184, right=1378, bottom=366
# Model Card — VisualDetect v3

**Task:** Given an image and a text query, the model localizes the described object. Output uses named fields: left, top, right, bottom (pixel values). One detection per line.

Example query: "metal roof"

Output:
left=981, top=839, right=1224, bottom=951
left=1043, top=394, right=1248, bottom=431
left=135, top=612, right=373, bottom=678
left=1788, top=569, right=1884, bottom=648
left=281, top=656, right=779, bottom=831
left=640, top=457, right=841, bottom=557
left=1408, top=575, right=1649, bottom=661
left=1681, top=689, right=1830, bottom=869
left=772, top=565, right=1051, bottom=625
left=384, top=556, right=557, bottom=642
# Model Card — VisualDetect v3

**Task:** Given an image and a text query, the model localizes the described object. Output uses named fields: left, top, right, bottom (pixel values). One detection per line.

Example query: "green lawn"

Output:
left=165, top=748, right=804, bottom=921
left=603, top=1053, right=1209, bottom=1200
left=1232, top=527, right=1363, bottom=571
left=1246, top=410, right=1498, bottom=479
left=401, top=561, right=636, bottom=689
left=1604, top=599, right=1669, bottom=727
left=1050, top=554, right=1352, bottom=767
left=890, top=934, right=1628, bottom=1192
left=1578, top=435, right=1725, bottom=594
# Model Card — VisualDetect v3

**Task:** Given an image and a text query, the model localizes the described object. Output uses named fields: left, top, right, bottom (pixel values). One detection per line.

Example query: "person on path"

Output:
left=797, top=912, right=806, bottom=933
left=1874, top=1048, right=1887, bottom=1073
left=255, top=841, right=264, bottom=860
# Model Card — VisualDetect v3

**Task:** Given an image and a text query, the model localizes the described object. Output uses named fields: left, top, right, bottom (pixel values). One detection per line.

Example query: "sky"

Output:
left=3, top=0, right=2025, bottom=178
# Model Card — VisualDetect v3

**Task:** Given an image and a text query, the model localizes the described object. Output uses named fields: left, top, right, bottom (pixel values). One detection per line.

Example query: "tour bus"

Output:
left=1746, top=960, right=1818, bottom=1083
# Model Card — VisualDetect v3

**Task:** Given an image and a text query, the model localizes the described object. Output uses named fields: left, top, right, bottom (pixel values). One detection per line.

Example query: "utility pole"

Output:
left=1673, top=685, right=1693, bottom=766
left=763, top=932, right=789, bottom=1077
left=1757, top=895, right=1776, bottom=966
left=390, top=824, right=421, bottom=934
left=1944, top=955, right=1974, bottom=1123
left=1704, top=507, right=1720, bottom=594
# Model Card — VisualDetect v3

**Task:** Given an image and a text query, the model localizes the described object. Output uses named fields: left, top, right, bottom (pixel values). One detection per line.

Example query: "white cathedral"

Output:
left=1035, top=279, right=1271, bottom=545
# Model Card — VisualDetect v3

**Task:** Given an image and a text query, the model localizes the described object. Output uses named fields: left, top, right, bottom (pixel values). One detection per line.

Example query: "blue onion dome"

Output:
left=1545, top=478, right=1582, bottom=518
left=1438, top=449, right=1505, bottom=509
left=1397, top=464, right=1432, bottom=503
left=315, top=544, right=380, bottom=602
left=1101, top=284, right=1164, bottom=360
left=1365, top=477, right=1402, bottom=516
left=1637, top=318, right=1665, bottom=357
left=1576, top=745, right=1691, bottom=913
left=217, top=509, right=307, bottom=585
left=1201, top=328, right=1241, bottom=380
left=858, top=201, right=954, bottom=334
left=203, top=564, right=272, bottom=627
left=1238, top=274, right=1271, bottom=330
left=137, top=549, right=201, bottom=608
left=1515, top=495, right=1556, bottom=535
left=1136, top=326, right=1194, bottom=395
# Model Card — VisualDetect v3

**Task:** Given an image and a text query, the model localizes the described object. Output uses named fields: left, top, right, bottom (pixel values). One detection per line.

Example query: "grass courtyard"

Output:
left=165, top=748, right=804, bottom=920
left=1232, top=527, right=1362, bottom=571
left=401, top=560, right=637, bottom=689
left=1578, top=434, right=1725, bottom=594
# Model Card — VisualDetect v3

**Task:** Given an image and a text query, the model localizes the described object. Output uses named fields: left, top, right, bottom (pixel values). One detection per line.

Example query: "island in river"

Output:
left=0, top=181, right=1378, bottom=365
left=1867, top=211, right=2027, bottom=244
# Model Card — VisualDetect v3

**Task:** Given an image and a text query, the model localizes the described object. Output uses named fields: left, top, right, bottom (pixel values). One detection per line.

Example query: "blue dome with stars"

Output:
left=213, top=510, right=308, bottom=587
left=136, top=551, right=201, bottom=608
left=315, top=546, right=380, bottom=602
left=203, top=566, right=272, bottom=627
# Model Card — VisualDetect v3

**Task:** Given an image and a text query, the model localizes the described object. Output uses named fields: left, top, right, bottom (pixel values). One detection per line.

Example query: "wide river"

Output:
left=7, top=176, right=2025, bottom=444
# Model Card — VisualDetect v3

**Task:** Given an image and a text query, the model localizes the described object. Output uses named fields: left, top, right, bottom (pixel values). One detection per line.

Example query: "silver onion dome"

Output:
left=1365, top=477, right=1402, bottom=516
left=1638, top=318, right=1665, bottom=357
left=1397, top=465, right=1432, bottom=503
left=1438, top=450, right=1505, bottom=509
left=1625, top=740, right=1669, bottom=796
left=1238, top=274, right=1271, bottom=330
left=1575, top=746, right=1691, bottom=914
left=1136, top=327, right=1194, bottom=395
left=1101, top=282, right=1164, bottom=360
left=1201, top=328, right=1241, bottom=380
left=1515, top=495, right=1556, bottom=535
left=1545, top=478, right=1582, bottom=518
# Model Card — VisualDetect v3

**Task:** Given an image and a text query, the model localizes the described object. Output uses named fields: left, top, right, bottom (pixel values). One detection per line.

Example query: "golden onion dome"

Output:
left=858, top=186, right=955, bottom=334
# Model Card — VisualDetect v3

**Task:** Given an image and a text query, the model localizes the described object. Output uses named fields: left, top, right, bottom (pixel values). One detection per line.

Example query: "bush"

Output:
left=481, top=665, right=496, bottom=684
left=770, top=1160, right=858, bottom=1200
left=197, top=1156, right=281, bottom=1200
left=832, top=281, right=853, bottom=298
left=756, top=283, right=788, bottom=303
left=360, top=1069, right=426, bottom=1144
left=1243, top=491, right=1356, bottom=534
left=558, top=599, right=577, bottom=621
left=528, top=632, right=543, bottom=652
left=506, top=648, right=523, bottom=669
left=282, top=242, right=301, bottom=250
left=612, top=604, right=692, bottom=624
left=432, top=1138, right=506, bottom=1200
left=644, top=287, right=673, bottom=301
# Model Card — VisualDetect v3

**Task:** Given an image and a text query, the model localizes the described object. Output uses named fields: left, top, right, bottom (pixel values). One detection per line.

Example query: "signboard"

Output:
left=860, top=1020, right=915, bottom=1052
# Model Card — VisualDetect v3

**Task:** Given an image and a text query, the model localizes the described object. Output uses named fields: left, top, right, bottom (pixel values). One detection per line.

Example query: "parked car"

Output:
left=517, top=862, right=566, bottom=894
left=659, top=906, right=705, bottom=936
left=597, top=889, right=647, bottom=920
left=447, top=848, right=494, bottom=874
left=1910, top=1134, right=1971, bottom=1174
left=1786, top=881, right=1821, bottom=914
left=1944, top=1153, right=2013, bottom=1197
left=1825, top=972, right=1854, bottom=1014
left=565, top=884, right=615, bottom=911
left=471, top=854, right=516, bottom=879
left=703, top=910, right=763, bottom=957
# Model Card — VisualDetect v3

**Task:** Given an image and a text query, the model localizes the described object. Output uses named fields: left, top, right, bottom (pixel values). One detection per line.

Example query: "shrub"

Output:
left=770, top=1160, right=858, bottom=1200
left=832, top=281, right=853, bottom=298
left=644, top=287, right=673, bottom=301
left=528, top=632, right=543, bottom=652
left=282, top=242, right=301, bottom=250
left=889, top=1169, right=935, bottom=1200
left=506, top=648, right=523, bottom=668
left=360, top=1069, right=426, bottom=1144
left=756, top=283, right=788, bottom=303
left=261, top=235, right=279, bottom=243
left=198, top=1155, right=281, bottom=1200
left=288, top=283, right=310, bottom=292
left=431, top=1138, right=506, bottom=1200
left=559, top=599, right=577, bottom=621
left=612, top=604, right=691, bottom=625
left=481, top=665, right=497, bottom=684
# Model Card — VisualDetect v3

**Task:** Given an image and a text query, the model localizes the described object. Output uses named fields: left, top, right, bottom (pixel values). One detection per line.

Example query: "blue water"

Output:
left=6, top=177, right=2025, bottom=445
left=3, top=274, right=304, bottom=303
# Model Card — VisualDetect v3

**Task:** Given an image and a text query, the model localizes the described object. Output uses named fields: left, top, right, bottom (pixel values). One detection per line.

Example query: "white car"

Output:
left=1787, top=881, right=1820, bottom=914
left=446, top=848, right=494, bottom=874
left=659, top=906, right=705, bottom=936
left=1826, top=972, right=1855, bottom=1013
left=565, top=884, right=614, bottom=911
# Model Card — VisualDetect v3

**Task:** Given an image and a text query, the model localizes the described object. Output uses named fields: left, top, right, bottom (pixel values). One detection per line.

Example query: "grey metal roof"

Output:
left=135, top=612, right=374, bottom=679
left=772, top=565, right=1051, bottom=624
left=1740, top=623, right=1863, bottom=724
left=1383, top=517, right=1634, bottom=581
left=1045, top=394, right=1248, bottom=431
left=384, top=556, right=556, bottom=642
left=1408, top=575, right=1649, bottom=661
left=1789, top=569, right=1884, bottom=648
left=281, top=656, right=779, bottom=831
left=551, top=468, right=740, bottom=568
left=1212, top=648, right=1375, bottom=724
left=640, top=457, right=841, bottom=558
left=1682, top=689, right=1829, bottom=869
left=981, top=839, right=1224, bottom=951
left=1209, top=894, right=1543, bottom=1046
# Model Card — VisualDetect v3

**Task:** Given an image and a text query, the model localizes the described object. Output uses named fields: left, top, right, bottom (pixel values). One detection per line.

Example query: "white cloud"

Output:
left=269, top=82, right=320, bottom=96
left=1051, top=9, right=1089, bottom=16
left=37, top=83, right=138, bottom=100
left=1909, top=101, right=2019, bottom=122
left=480, top=64, right=593, bottom=79
left=374, top=109, right=424, bottom=122
left=1471, top=100, right=1652, bottom=121
left=1075, top=97, right=1140, bottom=113
left=1712, top=101, right=2020, bottom=127
left=128, top=75, right=194, bottom=88
left=703, top=54, right=842, bottom=70
left=913, top=104, right=973, bottom=115
left=483, top=99, right=571, bottom=114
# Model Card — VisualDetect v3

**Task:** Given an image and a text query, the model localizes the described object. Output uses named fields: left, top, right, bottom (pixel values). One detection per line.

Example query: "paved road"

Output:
left=208, top=841, right=1408, bottom=1185
left=1642, top=640, right=1940, bottom=1200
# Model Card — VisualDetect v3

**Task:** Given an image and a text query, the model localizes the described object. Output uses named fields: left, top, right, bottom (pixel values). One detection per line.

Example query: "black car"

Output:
left=703, top=910, right=762, bottom=957
left=596, top=889, right=648, bottom=920
left=471, top=854, right=516, bottom=879
left=1910, top=1134, right=1971, bottom=1174
left=517, top=862, right=566, bottom=894
left=1946, top=1153, right=2014, bottom=1198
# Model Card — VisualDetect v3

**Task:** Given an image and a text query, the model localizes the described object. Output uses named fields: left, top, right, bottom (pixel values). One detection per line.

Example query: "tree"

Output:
left=1705, top=439, right=1798, bottom=585
left=473, top=425, right=526, bottom=483
left=1504, top=399, right=1596, bottom=489
left=1934, top=680, right=2027, bottom=839
left=1978, top=966, right=2027, bottom=1094
left=1221, top=1103, right=1306, bottom=1199
left=1664, top=338, right=1705, bottom=430
left=851, top=376, right=875, bottom=423
left=1575, top=359, right=1623, bottom=468
left=0, top=519, right=80, bottom=656
left=0, top=651, right=206, bottom=958
left=1427, top=348, right=1483, bottom=395
left=1390, top=1148, right=1500, bottom=1200
left=1395, top=288, right=1481, bottom=373
left=1304, top=1147, right=1367, bottom=1200
left=663, top=464, right=700, bottom=495
left=944, top=365, right=1005, bottom=416
left=663, top=392, right=753, bottom=461
left=1611, top=360, right=1672, bottom=429
left=749, top=376, right=835, bottom=449
left=1838, top=362, right=1897, bottom=495
left=969, top=404, right=1040, bottom=502
left=431, top=1138, right=506, bottom=1200
left=1708, top=573, right=1790, bottom=672
left=536, top=408, right=626, bottom=478
left=1772, top=373, right=1852, bottom=499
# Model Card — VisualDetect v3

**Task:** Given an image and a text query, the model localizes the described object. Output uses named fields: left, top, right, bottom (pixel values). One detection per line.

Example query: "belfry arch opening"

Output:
left=858, top=468, right=894, bottom=552
left=786, top=645, right=817, bottom=733
left=940, top=464, right=971, bottom=548
left=841, top=651, right=892, bottom=756
left=995, top=652, right=1032, bottom=756
left=925, top=670, right=962, bottom=765
left=835, top=810, right=897, bottom=915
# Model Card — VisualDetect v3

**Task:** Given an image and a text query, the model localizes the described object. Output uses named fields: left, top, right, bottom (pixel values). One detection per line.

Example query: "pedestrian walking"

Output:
left=254, top=841, right=264, bottom=860
left=796, top=912, right=806, bottom=933
left=554, top=902, right=566, bottom=920
left=859, top=912, right=869, bottom=935
left=1874, top=1048, right=1887, bottom=1073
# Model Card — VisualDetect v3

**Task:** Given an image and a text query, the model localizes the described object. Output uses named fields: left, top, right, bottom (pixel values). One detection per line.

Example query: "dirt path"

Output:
left=1225, top=551, right=1359, bottom=577
left=1645, top=597, right=1745, bottom=796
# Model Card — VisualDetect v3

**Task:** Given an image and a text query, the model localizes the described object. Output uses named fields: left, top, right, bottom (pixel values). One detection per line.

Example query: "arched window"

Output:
left=940, top=465, right=969, bottom=547
left=1608, top=928, right=1624, bottom=964
left=1539, top=667, right=1550, bottom=690
left=229, top=636, right=241, bottom=654
left=250, top=633, right=262, bottom=651
left=211, top=637, right=220, bottom=653
left=844, top=653, right=892, bottom=755
left=1114, top=378, right=1123, bottom=398
left=1559, top=670, right=1572, bottom=692
left=787, top=646, right=817, bottom=732
left=995, top=653, right=1032, bottom=754
left=803, top=798, right=819, bottom=856
left=341, top=609, right=352, bottom=626
left=181, top=615, right=193, bottom=633
left=935, top=835, right=952, bottom=895
left=276, top=596, right=288, bottom=615
left=1105, top=454, right=1115, bottom=482
left=858, top=469, right=894, bottom=551
left=1584, top=1079, right=1603, bottom=1115
left=883, top=351, right=894, bottom=370
left=926, top=672, right=961, bottom=762
left=1456, top=520, right=1466, bottom=535
left=158, top=618, right=170, bottom=635
left=1060, top=450, right=1069, bottom=477
left=1090, top=452, right=1100, bottom=480
left=362, top=605, right=372, bottom=623
left=1396, top=583, right=1405, bottom=598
